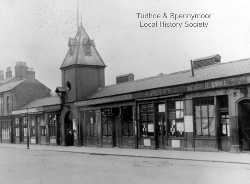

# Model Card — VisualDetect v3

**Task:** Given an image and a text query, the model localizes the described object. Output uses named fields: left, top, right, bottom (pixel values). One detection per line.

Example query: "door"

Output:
left=155, top=103, right=166, bottom=149
left=238, top=100, right=250, bottom=151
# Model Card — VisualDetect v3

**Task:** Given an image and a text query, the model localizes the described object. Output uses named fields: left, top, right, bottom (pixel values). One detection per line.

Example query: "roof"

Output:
left=0, top=79, right=25, bottom=93
left=25, top=96, right=61, bottom=109
left=61, top=24, right=105, bottom=68
left=89, top=58, right=250, bottom=99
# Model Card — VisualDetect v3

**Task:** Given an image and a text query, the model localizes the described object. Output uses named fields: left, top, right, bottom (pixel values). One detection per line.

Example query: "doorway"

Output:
left=238, top=99, right=250, bottom=151
left=64, top=111, right=74, bottom=146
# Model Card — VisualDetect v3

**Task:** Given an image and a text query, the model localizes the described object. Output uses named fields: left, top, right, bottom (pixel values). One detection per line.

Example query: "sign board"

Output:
left=184, top=115, right=193, bottom=132
left=143, top=138, right=151, bottom=146
left=172, top=140, right=180, bottom=148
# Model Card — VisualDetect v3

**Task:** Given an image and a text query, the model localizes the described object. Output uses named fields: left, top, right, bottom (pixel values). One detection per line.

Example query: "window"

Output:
left=39, top=116, right=47, bottom=136
left=30, top=118, right=36, bottom=137
left=1, top=121, right=11, bottom=140
left=121, top=106, right=134, bottom=137
left=0, top=96, right=3, bottom=114
left=22, top=117, right=28, bottom=137
left=86, top=111, right=98, bottom=137
left=6, top=96, right=12, bottom=113
left=102, top=109, right=113, bottom=136
left=194, top=97, right=215, bottom=136
left=15, top=118, right=20, bottom=137
left=167, top=100, right=184, bottom=137
left=139, top=103, right=154, bottom=137
left=48, top=113, right=57, bottom=137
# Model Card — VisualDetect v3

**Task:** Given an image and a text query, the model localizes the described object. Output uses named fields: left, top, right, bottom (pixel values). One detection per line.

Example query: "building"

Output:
left=0, top=62, right=51, bottom=143
left=5, top=23, right=250, bottom=152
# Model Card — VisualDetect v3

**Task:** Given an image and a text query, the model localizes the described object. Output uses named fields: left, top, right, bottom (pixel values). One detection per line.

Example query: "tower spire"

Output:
left=76, top=0, right=79, bottom=29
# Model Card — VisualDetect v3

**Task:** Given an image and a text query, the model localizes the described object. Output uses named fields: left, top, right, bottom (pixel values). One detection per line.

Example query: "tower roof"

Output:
left=60, top=24, right=106, bottom=69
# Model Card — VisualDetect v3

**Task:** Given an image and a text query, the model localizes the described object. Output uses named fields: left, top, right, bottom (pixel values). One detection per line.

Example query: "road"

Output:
left=0, top=147, right=250, bottom=184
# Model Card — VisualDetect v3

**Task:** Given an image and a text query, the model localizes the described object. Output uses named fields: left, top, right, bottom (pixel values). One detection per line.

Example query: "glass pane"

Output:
left=176, top=122, right=184, bottom=135
left=209, top=118, right=216, bottom=136
left=209, top=105, right=215, bottom=117
left=175, top=101, right=181, bottom=109
left=202, top=118, right=209, bottom=135
left=169, top=120, right=176, bottom=136
left=195, top=106, right=201, bottom=118
left=196, top=118, right=202, bottom=135
left=201, top=105, right=208, bottom=117
left=158, top=104, right=165, bottom=112
left=169, top=111, right=176, bottom=120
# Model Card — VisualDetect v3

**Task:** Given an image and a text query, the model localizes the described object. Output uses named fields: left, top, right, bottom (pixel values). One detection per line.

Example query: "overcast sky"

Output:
left=0, top=0, right=250, bottom=90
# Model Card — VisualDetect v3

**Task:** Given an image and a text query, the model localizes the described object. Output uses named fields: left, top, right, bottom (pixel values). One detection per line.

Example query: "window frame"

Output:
left=194, top=97, right=216, bottom=137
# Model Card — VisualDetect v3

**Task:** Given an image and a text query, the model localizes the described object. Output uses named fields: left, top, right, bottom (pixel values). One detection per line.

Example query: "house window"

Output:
left=121, top=106, right=134, bottom=137
left=0, top=96, right=3, bottom=114
left=102, top=109, right=112, bottom=136
left=194, top=97, right=215, bottom=136
left=6, top=96, right=12, bottom=113
left=139, top=103, right=154, bottom=137
left=167, top=100, right=184, bottom=137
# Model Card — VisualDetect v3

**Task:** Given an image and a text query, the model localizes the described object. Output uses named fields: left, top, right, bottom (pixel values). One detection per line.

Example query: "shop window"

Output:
left=40, top=116, right=47, bottom=136
left=86, top=111, right=98, bottom=137
left=23, top=117, right=28, bottom=137
left=194, top=97, right=215, bottom=136
left=121, top=106, right=134, bottom=137
left=102, top=109, right=112, bottom=136
left=48, top=114, right=57, bottom=137
left=167, top=100, right=184, bottom=137
left=139, top=103, right=154, bottom=137
left=1, top=121, right=10, bottom=140
left=30, top=118, right=36, bottom=137
left=15, top=118, right=20, bottom=137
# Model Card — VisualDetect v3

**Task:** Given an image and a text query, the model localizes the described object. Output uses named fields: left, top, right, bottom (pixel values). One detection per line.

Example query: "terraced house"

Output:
left=0, top=62, right=51, bottom=143
left=5, top=22, right=250, bottom=152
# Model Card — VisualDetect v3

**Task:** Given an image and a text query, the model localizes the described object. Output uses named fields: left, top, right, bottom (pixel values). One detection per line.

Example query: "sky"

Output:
left=0, top=0, right=250, bottom=90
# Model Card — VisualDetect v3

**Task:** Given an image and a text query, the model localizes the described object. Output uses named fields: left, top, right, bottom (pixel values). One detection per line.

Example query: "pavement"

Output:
left=1, top=143, right=250, bottom=165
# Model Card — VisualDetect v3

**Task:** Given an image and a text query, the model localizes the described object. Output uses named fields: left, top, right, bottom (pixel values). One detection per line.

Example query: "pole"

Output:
left=26, top=108, right=30, bottom=149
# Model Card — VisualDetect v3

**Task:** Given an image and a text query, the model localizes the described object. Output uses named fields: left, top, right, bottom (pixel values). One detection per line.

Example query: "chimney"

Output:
left=192, top=54, right=221, bottom=70
left=15, top=62, right=28, bottom=79
left=0, top=70, right=4, bottom=81
left=6, top=67, right=12, bottom=80
left=116, top=73, right=134, bottom=84
left=26, top=68, right=35, bottom=80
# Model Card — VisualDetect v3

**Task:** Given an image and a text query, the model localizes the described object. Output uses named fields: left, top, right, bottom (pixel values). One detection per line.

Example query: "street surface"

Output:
left=0, top=147, right=250, bottom=184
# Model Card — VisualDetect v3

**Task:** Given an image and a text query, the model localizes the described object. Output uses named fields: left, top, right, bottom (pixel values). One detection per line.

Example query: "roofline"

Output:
left=88, top=72, right=250, bottom=100
left=60, top=63, right=106, bottom=70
